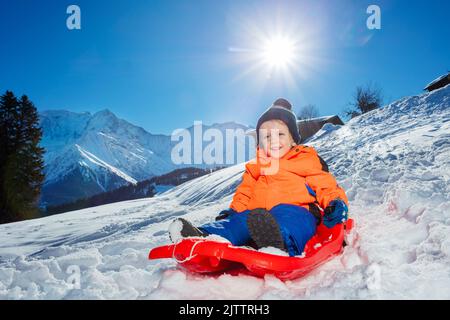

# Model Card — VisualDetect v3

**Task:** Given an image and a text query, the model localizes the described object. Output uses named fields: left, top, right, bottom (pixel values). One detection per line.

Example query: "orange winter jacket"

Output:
left=230, top=145, right=348, bottom=214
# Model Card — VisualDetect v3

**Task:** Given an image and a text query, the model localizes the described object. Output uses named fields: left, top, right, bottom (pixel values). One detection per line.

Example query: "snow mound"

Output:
left=0, top=85, right=449, bottom=299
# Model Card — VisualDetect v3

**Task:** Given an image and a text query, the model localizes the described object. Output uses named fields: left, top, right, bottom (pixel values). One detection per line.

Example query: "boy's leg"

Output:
left=198, top=210, right=252, bottom=246
left=246, top=209, right=286, bottom=252
left=269, top=204, right=317, bottom=256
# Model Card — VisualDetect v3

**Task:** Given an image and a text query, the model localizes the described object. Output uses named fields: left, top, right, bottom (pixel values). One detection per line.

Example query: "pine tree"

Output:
left=0, top=91, right=45, bottom=223
left=17, top=95, right=45, bottom=217
left=0, top=91, right=20, bottom=223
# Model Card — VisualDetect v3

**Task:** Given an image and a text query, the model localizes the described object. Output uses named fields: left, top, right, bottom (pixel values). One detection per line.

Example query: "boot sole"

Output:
left=247, top=209, right=286, bottom=251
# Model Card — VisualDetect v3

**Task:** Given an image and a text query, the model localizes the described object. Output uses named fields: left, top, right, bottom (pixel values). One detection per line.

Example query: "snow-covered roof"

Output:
left=424, top=72, right=450, bottom=90
left=297, top=115, right=337, bottom=123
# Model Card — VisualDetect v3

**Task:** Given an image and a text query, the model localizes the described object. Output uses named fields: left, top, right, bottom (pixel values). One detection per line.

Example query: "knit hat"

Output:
left=256, top=98, right=301, bottom=145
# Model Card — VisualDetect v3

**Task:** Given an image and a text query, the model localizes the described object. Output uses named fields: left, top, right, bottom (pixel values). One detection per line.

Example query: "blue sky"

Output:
left=1, top=0, right=449, bottom=134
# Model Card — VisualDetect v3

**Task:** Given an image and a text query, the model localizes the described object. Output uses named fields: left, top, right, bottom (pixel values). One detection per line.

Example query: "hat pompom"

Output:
left=272, top=98, right=292, bottom=110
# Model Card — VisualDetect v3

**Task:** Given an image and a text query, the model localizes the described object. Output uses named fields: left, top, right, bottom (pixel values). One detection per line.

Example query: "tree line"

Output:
left=0, top=91, right=45, bottom=224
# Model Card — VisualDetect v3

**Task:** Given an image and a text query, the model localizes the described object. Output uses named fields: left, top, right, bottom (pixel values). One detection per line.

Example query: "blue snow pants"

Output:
left=199, top=204, right=317, bottom=256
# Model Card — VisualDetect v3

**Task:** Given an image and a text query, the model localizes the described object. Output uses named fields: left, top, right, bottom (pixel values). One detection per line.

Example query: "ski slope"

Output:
left=0, top=85, right=449, bottom=299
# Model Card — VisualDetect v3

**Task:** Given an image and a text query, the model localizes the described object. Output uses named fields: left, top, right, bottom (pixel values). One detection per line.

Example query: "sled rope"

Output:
left=172, top=238, right=202, bottom=263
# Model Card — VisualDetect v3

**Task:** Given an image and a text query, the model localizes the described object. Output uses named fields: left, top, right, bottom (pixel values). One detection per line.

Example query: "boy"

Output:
left=169, top=98, right=349, bottom=256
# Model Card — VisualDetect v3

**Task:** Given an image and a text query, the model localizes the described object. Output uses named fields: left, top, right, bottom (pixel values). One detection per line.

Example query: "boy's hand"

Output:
left=215, top=208, right=237, bottom=221
left=323, top=199, right=348, bottom=228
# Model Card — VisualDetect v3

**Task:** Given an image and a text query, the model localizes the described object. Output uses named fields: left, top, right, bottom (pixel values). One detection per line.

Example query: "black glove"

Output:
left=215, top=208, right=237, bottom=221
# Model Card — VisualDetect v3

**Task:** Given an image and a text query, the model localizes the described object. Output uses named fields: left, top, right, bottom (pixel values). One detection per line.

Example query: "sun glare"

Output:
left=262, top=36, right=296, bottom=68
left=228, top=14, right=323, bottom=90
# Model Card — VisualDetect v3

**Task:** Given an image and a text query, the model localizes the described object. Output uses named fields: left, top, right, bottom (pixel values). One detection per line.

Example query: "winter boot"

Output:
left=246, top=209, right=287, bottom=252
left=169, top=218, right=208, bottom=243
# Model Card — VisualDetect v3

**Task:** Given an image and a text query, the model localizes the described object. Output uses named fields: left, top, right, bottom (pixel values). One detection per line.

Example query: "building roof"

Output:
left=424, top=72, right=450, bottom=91
left=297, top=115, right=337, bottom=123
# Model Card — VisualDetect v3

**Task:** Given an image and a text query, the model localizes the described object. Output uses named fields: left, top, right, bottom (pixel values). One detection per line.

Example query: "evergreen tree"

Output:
left=0, top=91, right=45, bottom=223
left=0, top=91, right=20, bottom=223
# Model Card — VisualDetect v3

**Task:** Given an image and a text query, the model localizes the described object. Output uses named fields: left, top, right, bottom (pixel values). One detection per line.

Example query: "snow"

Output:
left=75, top=144, right=138, bottom=185
left=257, top=247, right=290, bottom=256
left=168, top=219, right=183, bottom=243
left=0, top=85, right=449, bottom=299
left=304, top=122, right=342, bottom=143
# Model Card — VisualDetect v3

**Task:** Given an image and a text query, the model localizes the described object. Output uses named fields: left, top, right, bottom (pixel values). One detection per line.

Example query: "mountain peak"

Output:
left=93, top=109, right=115, bottom=118
left=87, top=109, right=121, bottom=131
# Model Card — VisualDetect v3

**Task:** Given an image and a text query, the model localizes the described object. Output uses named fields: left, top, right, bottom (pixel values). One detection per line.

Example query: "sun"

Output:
left=261, top=36, right=296, bottom=69
left=228, top=18, right=323, bottom=89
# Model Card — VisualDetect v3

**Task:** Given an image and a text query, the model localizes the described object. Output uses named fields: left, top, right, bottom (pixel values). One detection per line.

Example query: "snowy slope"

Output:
left=0, top=85, right=449, bottom=299
left=39, top=110, right=252, bottom=206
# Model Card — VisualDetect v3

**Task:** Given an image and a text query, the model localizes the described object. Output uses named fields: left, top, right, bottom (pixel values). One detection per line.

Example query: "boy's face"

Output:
left=259, top=120, right=295, bottom=159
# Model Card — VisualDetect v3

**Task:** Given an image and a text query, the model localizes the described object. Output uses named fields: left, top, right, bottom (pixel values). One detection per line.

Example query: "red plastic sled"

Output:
left=149, top=219, right=354, bottom=281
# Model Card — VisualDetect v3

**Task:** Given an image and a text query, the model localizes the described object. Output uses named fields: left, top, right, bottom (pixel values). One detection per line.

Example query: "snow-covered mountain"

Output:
left=39, top=109, right=253, bottom=206
left=0, top=85, right=449, bottom=299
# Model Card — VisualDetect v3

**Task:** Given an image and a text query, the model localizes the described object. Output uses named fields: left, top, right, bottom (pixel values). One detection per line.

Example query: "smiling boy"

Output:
left=169, top=98, right=349, bottom=256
